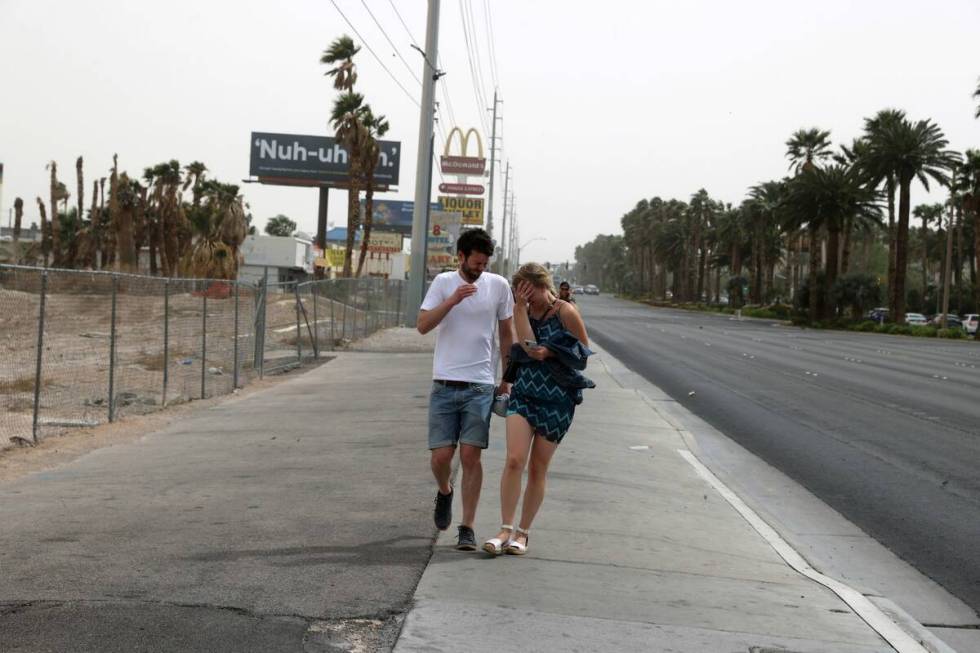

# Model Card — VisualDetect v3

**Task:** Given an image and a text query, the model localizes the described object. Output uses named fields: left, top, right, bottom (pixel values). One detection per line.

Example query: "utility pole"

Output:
left=499, top=161, right=510, bottom=276
left=407, top=0, right=441, bottom=324
left=486, top=90, right=501, bottom=242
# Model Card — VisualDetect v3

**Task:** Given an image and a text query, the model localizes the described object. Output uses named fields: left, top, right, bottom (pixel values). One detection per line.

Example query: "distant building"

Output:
left=238, top=234, right=314, bottom=285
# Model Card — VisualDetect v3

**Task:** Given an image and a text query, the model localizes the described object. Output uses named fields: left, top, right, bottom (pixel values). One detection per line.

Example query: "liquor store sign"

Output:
left=438, top=196, right=484, bottom=226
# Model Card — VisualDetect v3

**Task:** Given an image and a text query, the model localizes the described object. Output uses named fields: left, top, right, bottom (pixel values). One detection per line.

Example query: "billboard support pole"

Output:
left=407, top=0, right=441, bottom=325
left=500, top=161, right=510, bottom=277
left=315, top=186, right=329, bottom=279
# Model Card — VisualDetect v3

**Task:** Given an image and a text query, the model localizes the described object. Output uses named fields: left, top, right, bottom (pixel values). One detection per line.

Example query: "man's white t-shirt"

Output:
left=421, top=270, right=514, bottom=385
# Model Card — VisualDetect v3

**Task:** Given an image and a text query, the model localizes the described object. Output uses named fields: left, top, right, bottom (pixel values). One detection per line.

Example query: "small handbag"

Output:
left=492, top=393, right=510, bottom=417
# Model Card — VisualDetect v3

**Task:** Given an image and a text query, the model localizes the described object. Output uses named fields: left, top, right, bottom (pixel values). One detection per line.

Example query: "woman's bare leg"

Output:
left=515, top=434, right=559, bottom=544
left=493, top=414, right=534, bottom=541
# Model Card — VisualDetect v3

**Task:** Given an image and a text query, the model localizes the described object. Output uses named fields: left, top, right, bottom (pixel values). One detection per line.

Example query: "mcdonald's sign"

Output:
left=440, top=127, right=486, bottom=176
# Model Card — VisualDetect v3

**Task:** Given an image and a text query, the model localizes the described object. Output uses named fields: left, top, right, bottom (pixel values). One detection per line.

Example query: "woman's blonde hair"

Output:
left=512, top=262, right=556, bottom=296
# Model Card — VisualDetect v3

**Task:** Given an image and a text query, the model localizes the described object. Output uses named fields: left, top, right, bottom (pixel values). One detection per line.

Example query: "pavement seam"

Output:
left=678, top=448, right=933, bottom=653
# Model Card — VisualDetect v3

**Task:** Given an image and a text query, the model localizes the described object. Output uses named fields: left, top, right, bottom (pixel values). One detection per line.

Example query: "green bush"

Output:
left=910, top=325, right=937, bottom=337
left=938, top=328, right=965, bottom=339
left=891, top=325, right=912, bottom=336
left=855, top=320, right=877, bottom=332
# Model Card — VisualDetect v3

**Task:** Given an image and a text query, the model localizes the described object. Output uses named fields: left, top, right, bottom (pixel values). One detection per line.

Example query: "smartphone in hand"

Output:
left=524, top=339, right=538, bottom=349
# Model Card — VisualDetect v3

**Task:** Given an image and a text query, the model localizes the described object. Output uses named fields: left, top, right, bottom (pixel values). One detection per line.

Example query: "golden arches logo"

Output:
left=443, top=127, right=484, bottom=158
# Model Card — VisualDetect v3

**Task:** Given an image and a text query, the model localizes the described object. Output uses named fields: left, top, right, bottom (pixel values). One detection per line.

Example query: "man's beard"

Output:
left=460, top=262, right=482, bottom=282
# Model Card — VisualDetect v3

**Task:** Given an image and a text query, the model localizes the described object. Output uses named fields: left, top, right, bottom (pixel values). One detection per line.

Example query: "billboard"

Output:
left=427, top=211, right=463, bottom=275
left=438, top=196, right=484, bottom=226
left=250, top=132, right=401, bottom=185
left=365, top=231, right=403, bottom=254
left=360, top=199, right=440, bottom=236
left=440, top=127, right=486, bottom=176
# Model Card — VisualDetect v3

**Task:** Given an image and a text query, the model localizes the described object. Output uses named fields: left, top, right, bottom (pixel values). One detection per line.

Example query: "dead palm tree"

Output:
left=76, top=157, right=84, bottom=233
left=47, top=161, right=62, bottom=263
left=36, top=197, right=50, bottom=265
left=181, top=180, right=248, bottom=279
left=356, top=107, right=390, bottom=277
left=13, top=197, right=23, bottom=258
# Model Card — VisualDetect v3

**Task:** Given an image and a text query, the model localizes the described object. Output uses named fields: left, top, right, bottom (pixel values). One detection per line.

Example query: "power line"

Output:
left=329, top=0, right=420, bottom=108
left=458, top=0, right=490, bottom=136
left=360, top=0, right=422, bottom=87
left=483, top=0, right=500, bottom=89
left=464, top=0, right=491, bottom=109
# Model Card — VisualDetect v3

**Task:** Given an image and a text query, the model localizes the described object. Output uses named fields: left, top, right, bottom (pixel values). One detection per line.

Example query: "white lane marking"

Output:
left=677, top=449, right=930, bottom=653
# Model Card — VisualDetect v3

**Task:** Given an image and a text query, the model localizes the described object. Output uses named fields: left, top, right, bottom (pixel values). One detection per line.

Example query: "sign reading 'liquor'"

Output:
left=438, top=196, right=484, bottom=226
left=249, top=131, right=401, bottom=185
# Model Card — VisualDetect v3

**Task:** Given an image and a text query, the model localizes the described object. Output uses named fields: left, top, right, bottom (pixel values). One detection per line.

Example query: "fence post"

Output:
left=233, top=282, right=240, bottom=389
left=342, top=280, right=349, bottom=341
left=108, top=274, right=118, bottom=423
left=255, top=273, right=267, bottom=379
left=294, top=283, right=302, bottom=363
left=396, top=280, right=403, bottom=327
left=163, top=278, right=170, bottom=406
left=201, top=289, right=207, bottom=399
left=330, top=281, right=336, bottom=350
left=312, top=283, right=319, bottom=358
left=31, top=271, right=48, bottom=444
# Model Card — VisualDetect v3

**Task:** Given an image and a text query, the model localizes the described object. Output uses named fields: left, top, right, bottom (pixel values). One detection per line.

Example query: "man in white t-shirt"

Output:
left=417, top=228, right=515, bottom=551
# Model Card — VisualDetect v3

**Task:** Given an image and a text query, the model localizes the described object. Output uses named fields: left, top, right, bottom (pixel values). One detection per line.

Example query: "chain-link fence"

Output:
left=0, top=265, right=406, bottom=446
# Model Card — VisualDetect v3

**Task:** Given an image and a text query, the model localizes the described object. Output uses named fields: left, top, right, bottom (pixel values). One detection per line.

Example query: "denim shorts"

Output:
left=428, top=381, right=495, bottom=450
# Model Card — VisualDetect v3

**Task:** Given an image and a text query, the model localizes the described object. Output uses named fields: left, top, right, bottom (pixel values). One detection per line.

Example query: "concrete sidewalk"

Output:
left=395, top=342, right=927, bottom=653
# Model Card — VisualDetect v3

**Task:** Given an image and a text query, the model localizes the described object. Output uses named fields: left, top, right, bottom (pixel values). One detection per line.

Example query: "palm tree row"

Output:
left=321, top=34, right=390, bottom=278
left=8, top=157, right=253, bottom=279
left=578, top=105, right=980, bottom=329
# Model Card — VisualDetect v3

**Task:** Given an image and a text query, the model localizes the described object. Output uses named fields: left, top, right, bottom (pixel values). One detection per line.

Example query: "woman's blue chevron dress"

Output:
left=507, top=310, right=576, bottom=443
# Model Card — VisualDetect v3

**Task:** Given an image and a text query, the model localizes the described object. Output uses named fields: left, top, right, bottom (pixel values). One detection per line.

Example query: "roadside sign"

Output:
left=365, top=231, right=403, bottom=254
left=427, top=211, right=463, bottom=275
left=440, top=127, right=485, bottom=176
left=438, top=182, right=484, bottom=195
left=438, top=196, right=484, bottom=226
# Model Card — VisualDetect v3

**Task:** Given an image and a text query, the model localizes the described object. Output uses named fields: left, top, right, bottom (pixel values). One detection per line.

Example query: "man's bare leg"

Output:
left=458, top=444, right=483, bottom=527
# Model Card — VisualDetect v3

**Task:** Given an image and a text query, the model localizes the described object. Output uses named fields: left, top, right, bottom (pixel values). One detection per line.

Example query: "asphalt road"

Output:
left=579, top=294, right=980, bottom=616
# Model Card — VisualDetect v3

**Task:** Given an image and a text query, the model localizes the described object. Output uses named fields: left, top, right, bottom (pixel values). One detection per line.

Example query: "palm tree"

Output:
left=748, top=181, right=786, bottom=303
left=858, top=109, right=906, bottom=314
left=181, top=180, right=248, bottom=279
left=13, top=197, right=23, bottom=256
left=862, top=117, right=959, bottom=321
left=356, top=107, right=391, bottom=277
left=974, top=79, right=980, bottom=119
left=47, top=161, right=63, bottom=264
left=783, top=165, right=881, bottom=320
left=786, top=128, right=833, bottom=173
left=912, top=203, right=943, bottom=293
left=320, top=35, right=360, bottom=91
left=36, top=198, right=50, bottom=265
left=183, top=161, right=208, bottom=207
left=323, top=35, right=366, bottom=277
left=114, top=173, right=140, bottom=273
left=330, top=91, right=367, bottom=277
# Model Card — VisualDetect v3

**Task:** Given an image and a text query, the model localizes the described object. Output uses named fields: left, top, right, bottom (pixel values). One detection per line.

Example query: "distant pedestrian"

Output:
left=417, top=228, right=515, bottom=551
left=483, top=263, right=594, bottom=556
left=558, top=281, right=576, bottom=304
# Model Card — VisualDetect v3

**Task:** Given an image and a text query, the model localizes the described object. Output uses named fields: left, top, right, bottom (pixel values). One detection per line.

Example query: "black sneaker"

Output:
left=456, top=525, right=477, bottom=551
left=433, top=487, right=453, bottom=530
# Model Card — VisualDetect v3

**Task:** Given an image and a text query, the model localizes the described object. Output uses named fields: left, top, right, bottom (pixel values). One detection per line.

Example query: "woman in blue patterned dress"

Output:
left=483, top=263, right=592, bottom=556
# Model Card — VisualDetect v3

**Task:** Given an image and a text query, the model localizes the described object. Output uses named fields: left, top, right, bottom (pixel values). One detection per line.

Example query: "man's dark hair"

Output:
left=457, top=228, right=495, bottom=258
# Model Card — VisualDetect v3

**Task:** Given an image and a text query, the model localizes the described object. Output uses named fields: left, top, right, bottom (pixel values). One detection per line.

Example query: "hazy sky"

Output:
left=2, top=1, right=978, bottom=265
